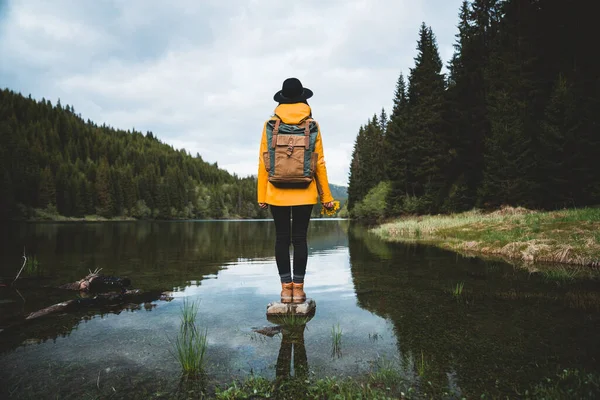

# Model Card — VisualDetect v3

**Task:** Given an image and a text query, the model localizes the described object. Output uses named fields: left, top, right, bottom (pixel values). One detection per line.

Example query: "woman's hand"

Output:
left=323, top=201, right=334, bottom=210
left=258, top=203, right=268, bottom=209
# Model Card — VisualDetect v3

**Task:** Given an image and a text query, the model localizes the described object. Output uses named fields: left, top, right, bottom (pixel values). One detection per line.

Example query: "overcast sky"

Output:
left=0, top=0, right=463, bottom=186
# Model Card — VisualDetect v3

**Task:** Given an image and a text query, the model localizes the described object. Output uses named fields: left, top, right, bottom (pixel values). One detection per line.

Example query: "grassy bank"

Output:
left=373, top=206, right=600, bottom=268
left=212, top=367, right=599, bottom=399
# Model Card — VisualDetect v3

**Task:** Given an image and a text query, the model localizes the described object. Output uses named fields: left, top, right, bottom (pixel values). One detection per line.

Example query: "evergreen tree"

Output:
left=95, top=158, right=113, bottom=217
left=0, top=166, right=15, bottom=219
left=347, top=116, right=385, bottom=212
left=121, top=167, right=137, bottom=213
left=80, top=178, right=94, bottom=215
left=38, top=166, right=56, bottom=208
left=347, top=127, right=365, bottom=210
left=479, top=0, right=538, bottom=207
left=405, top=23, right=449, bottom=213
left=379, top=108, right=388, bottom=134
left=536, top=74, right=579, bottom=208
left=384, top=73, right=410, bottom=216
left=111, top=169, right=124, bottom=216
left=156, top=180, right=171, bottom=219
left=362, top=114, right=385, bottom=190
left=445, top=1, right=476, bottom=211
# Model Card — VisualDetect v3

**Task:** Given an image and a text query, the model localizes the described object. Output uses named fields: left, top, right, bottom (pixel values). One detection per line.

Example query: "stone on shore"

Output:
left=266, top=298, right=316, bottom=316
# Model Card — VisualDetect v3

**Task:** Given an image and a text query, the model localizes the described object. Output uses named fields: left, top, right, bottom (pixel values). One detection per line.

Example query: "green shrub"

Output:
left=351, top=181, right=391, bottom=221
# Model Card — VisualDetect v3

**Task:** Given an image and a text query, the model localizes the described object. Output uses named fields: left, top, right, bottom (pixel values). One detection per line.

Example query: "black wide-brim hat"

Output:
left=273, top=77, right=313, bottom=103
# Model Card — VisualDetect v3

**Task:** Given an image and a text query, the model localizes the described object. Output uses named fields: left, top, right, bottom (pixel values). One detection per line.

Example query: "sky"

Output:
left=0, top=0, right=463, bottom=186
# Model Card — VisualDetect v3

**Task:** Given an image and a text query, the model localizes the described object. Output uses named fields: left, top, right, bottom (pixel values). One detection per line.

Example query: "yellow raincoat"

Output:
left=257, top=103, right=334, bottom=206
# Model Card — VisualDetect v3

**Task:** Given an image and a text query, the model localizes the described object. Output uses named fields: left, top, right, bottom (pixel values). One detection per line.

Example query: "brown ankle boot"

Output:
left=292, top=282, right=306, bottom=303
left=281, top=282, right=293, bottom=303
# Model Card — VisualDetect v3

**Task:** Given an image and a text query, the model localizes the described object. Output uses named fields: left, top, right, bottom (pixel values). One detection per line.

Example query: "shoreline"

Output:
left=371, top=206, right=600, bottom=269
left=4, top=212, right=347, bottom=223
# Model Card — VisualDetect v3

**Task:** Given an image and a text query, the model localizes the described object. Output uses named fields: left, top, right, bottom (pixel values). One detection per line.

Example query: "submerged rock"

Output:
left=266, top=298, right=316, bottom=316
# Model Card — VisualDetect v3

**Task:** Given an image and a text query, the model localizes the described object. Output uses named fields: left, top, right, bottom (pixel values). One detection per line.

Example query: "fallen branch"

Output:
left=11, top=247, right=27, bottom=287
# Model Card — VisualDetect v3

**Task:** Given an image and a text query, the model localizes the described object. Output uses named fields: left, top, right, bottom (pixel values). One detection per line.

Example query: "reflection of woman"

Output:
left=257, top=78, right=335, bottom=303
left=276, top=324, right=308, bottom=380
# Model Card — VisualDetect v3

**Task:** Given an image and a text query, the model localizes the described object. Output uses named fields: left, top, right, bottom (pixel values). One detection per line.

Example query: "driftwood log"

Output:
left=11, top=270, right=172, bottom=320
left=25, top=289, right=173, bottom=320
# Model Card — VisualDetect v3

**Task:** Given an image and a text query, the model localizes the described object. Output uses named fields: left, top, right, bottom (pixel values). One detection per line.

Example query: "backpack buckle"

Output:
left=286, top=137, right=294, bottom=157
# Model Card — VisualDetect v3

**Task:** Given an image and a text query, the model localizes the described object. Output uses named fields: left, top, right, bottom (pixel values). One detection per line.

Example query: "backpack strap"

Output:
left=303, top=119, right=312, bottom=150
left=271, top=119, right=281, bottom=149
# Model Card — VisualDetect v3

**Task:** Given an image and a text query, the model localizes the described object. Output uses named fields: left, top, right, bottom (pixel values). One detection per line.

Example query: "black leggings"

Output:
left=270, top=205, right=313, bottom=283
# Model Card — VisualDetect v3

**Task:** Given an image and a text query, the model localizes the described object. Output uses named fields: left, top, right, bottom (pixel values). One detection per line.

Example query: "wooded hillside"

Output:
left=0, top=89, right=268, bottom=220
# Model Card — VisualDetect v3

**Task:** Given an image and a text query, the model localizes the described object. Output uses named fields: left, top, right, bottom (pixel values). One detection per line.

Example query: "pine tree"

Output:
left=95, top=158, right=113, bottom=217
left=379, top=108, right=388, bottom=134
left=80, top=178, right=94, bottom=215
left=347, top=116, right=386, bottom=213
left=362, top=115, right=385, bottom=190
left=347, top=127, right=365, bottom=210
left=55, top=165, right=72, bottom=216
left=384, top=73, right=410, bottom=216
left=38, top=166, right=56, bottom=208
left=444, top=0, right=499, bottom=211
left=121, top=167, right=137, bottom=213
left=73, top=175, right=86, bottom=217
left=156, top=180, right=171, bottom=219
left=0, top=166, right=15, bottom=219
left=536, top=74, right=579, bottom=208
left=480, top=0, right=538, bottom=208
left=405, top=23, right=449, bottom=213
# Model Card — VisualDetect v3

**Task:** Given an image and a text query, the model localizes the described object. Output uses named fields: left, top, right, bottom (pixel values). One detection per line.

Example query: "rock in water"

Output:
left=266, top=298, right=316, bottom=316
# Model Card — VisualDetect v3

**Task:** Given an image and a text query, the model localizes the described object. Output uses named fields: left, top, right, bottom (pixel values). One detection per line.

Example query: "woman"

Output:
left=257, top=77, right=334, bottom=304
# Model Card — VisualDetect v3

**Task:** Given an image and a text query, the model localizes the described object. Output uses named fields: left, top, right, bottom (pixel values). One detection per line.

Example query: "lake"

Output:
left=0, top=220, right=599, bottom=398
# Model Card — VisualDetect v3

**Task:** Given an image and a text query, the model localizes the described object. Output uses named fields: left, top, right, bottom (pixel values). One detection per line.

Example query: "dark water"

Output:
left=0, top=220, right=599, bottom=399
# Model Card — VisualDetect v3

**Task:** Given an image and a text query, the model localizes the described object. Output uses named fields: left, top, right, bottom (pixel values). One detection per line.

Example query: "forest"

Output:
left=348, top=0, right=600, bottom=220
left=0, top=88, right=276, bottom=220
left=0, top=87, right=347, bottom=221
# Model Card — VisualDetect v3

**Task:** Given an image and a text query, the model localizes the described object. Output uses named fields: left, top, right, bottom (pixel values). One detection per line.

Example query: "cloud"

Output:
left=0, top=0, right=463, bottom=185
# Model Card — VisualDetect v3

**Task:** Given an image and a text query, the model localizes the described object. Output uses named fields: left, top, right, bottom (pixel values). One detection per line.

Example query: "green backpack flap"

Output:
left=263, top=117, right=319, bottom=188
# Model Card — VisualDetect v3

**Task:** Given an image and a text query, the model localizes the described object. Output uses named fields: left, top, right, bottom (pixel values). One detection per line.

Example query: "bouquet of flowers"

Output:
left=320, top=200, right=340, bottom=216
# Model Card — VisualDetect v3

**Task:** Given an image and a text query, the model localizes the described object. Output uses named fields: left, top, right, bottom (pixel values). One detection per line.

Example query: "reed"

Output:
left=171, top=298, right=208, bottom=376
left=452, top=282, right=464, bottom=297
left=25, top=255, right=40, bottom=275
left=180, top=297, right=200, bottom=332
left=417, top=351, right=428, bottom=377
left=331, top=323, right=343, bottom=358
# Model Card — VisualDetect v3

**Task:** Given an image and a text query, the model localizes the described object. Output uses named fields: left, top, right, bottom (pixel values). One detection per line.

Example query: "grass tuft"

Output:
left=180, top=297, right=200, bottom=331
left=417, top=351, right=428, bottom=378
left=25, top=254, right=41, bottom=275
left=331, top=323, right=343, bottom=358
left=452, top=282, right=464, bottom=297
left=171, top=298, right=208, bottom=377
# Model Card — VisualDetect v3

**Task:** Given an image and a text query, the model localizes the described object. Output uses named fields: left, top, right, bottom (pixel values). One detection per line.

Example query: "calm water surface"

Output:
left=0, top=220, right=599, bottom=398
